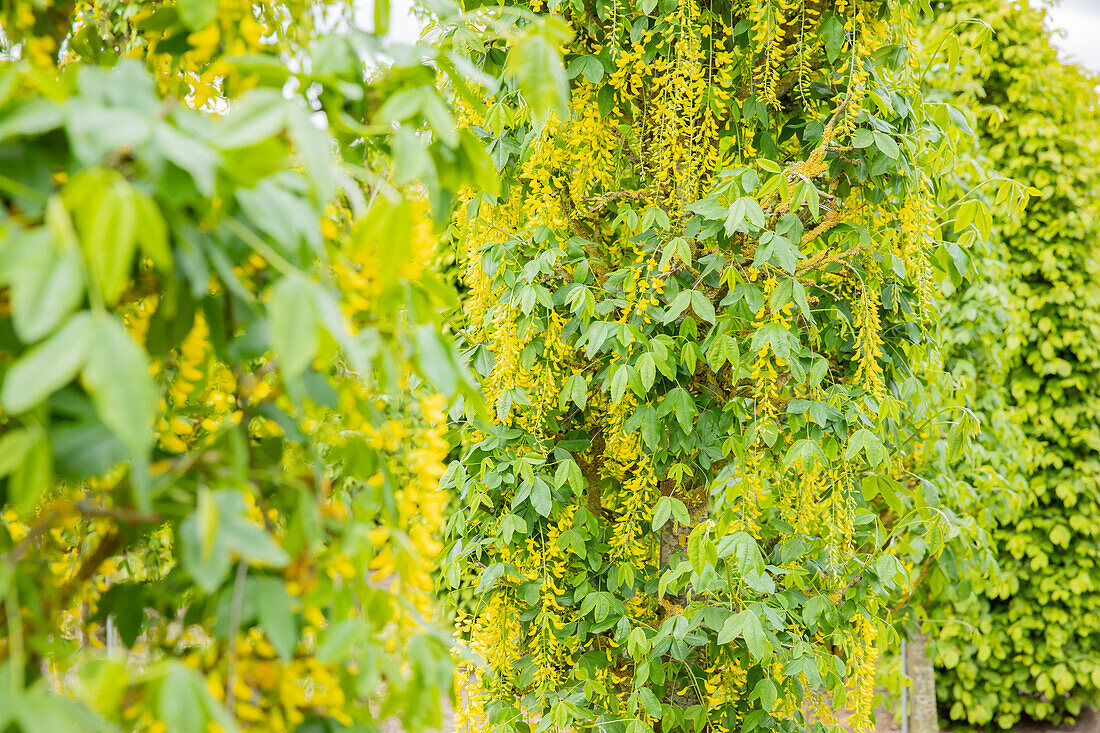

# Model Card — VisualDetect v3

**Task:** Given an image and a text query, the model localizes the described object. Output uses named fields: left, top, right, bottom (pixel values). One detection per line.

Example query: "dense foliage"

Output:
left=442, top=2, right=1025, bottom=733
left=1, top=1, right=1097, bottom=732
left=925, top=1, right=1100, bottom=727
left=0, top=1, right=560, bottom=730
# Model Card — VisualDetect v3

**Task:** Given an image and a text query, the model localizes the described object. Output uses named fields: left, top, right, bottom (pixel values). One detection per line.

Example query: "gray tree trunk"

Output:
left=908, top=630, right=939, bottom=733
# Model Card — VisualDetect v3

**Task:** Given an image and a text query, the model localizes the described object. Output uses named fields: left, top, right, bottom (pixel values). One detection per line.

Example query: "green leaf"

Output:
left=690, top=290, right=715, bottom=323
left=416, top=325, right=459, bottom=396
left=706, top=334, right=738, bottom=371
left=154, top=122, right=220, bottom=196
left=9, top=230, right=85, bottom=344
left=652, top=496, right=672, bottom=531
left=717, top=610, right=744, bottom=645
left=530, top=478, right=552, bottom=517
left=802, top=595, right=833, bottom=626
left=180, top=513, right=232, bottom=594
left=822, top=14, right=844, bottom=61
left=639, top=688, right=662, bottom=718
left=216, top=89, right=288, bottom=149
left=669, top=498, right=690, bottom=526
left=717, top=531, right=765, bottom=574
left=947, top=419, right=967, bottom=461
left=808, top=358, right=828, bottom=387
left=219, top=492, right=290, bottom=568
left=637, top=353, right=656, bottom=391
left=640, top=406, right=660, bottom=449
left=664, top=387, right=695, bottom=433
left=725, top=197, right=765, bottom=234
left=224, top=514, right=290, bottom=567
left=686, top=523, right=711, bottom=573
left=506, top=18, right=572, bottom=120
left=724, top=198, right=747, bottom=234
left=665, top=290, right=691, bottom=322
left=419, top=88, right=459, bottom=148
left=157, top=664, right=207, bottom=733
left=754, top=679, right=778, bottom=711
left=853, top=128, right=875, bottom=148
left=808, top=402, right=830, bottom=426
left=861, top=473, right=905, bottom=515
left=782, top=438, right=821, bottom=471
left=610, top=365, right=633, bottom=403
left=873, top=130, right=900, bottom=159
left=844, top=428, right=885, bottom=468
left=0, top=98, right=64, bottom=142
left=554, top=459, right=584, bottom=495
left=256, top=579, right=298, bottom=662
left=754, top=232, right=801, bottom=275
left=0, top=429, right=40, bottom=479
left=743, top=568, right=775, bottom=594
left=567, top=55, right=605, bottom=84
left=501, top=514, right=525, bottom=544
left=269, top=274, right=319, bottom=379
left=316, top=619, right=365, bottom=664
left=1, top=311, right=93, bottom=414
left=565, top=373, right=587, bottom=410
left=131, top=190, right=173, bottom=272
left=181, top=490, right=289, bottom=593
left=177, top=0, right=218, bottom=30
left=660, top=237, right=692, bottom=268
left=10, top=430, right=52, bottom=518
left=83, top=178, right=137, bottom=306
left=740, top=610, right=768, bottom=660
left=81, top=313, right=157, bottom=455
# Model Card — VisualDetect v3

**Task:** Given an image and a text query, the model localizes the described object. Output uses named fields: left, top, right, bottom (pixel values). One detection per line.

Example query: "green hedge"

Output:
left=928, top=1, right=1100, bottom=727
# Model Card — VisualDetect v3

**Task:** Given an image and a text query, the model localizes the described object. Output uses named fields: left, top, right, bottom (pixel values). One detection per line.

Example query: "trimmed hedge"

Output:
left=928, top=1, right=1100, bottom=727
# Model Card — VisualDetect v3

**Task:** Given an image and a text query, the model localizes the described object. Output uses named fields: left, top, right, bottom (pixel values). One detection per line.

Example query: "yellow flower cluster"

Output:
left=899, top=183, right=937, bottom=321
left=128, top=0, right=278, bottom=104
left=751, top=278, right=792, bottom=426
left=149, top=625, right=353, bottom=731
left=852, top=276, right=887, bottom=401
left=704, top=653, right=748, bottom=727
left=367, top=393, right=450, bottom=613
left=564, top=86, right=620, bottom=210
left=827, top=464, right=856, bottom=571
left=156, top=314, right=242, bottom=453
left=604, top=394, right=659, bottom=570
left=750, top=0, right=783, bottom=108
left=848, top=613, right=880, bottom=733
left=455, top=593, right=523, bottom=733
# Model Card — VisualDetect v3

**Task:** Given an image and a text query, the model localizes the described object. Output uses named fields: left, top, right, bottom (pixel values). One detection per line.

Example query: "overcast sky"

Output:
left=1045, top=0, right=1100, bottom=74
left=385, top=0, right=1100, bottom=74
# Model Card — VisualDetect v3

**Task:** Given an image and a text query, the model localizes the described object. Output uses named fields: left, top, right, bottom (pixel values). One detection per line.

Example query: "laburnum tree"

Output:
left=442, top=1, right=1027, bottom=732
left=924, top=0, right=1100, bottom=728
left=0, top=1, right=563, bottom=731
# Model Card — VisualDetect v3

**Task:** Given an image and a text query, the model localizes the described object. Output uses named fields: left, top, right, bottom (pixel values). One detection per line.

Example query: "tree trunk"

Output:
left=658, top=493, right=708, bottom=711
left=908, top=630, right=939, bottom=733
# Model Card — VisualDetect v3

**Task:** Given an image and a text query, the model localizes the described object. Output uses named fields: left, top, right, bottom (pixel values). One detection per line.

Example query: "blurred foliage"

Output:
left=0, top=0, right=565, bottom=730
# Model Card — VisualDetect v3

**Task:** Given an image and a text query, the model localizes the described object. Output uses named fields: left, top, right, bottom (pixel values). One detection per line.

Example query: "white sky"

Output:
left=384, top=0, right=422, bottom=44
left=1045, top=0, right=1100, bottom=74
